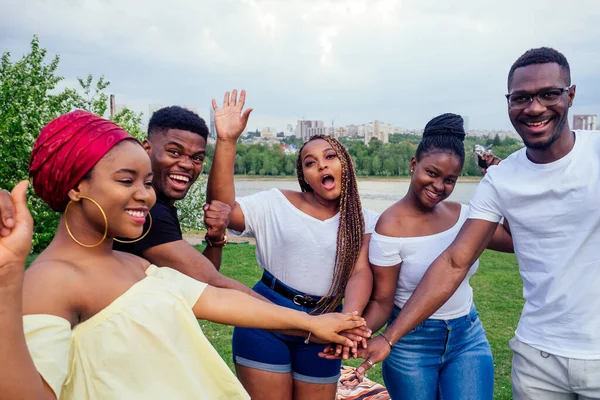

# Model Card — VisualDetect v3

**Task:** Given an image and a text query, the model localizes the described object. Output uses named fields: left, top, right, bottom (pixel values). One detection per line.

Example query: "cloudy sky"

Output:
left=2, top=0, right=600, bottom=132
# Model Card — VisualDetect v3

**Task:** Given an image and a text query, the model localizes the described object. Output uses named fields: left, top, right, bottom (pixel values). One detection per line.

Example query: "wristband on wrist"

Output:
left=379, top=332, right=393, bottom=349
left=205, top=233, right=228, bottom=247
left=304, top=332, right=312, bottom=344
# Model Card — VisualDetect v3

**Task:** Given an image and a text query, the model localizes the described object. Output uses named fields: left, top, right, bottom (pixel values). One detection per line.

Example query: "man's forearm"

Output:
left=206, top=139, right=237, bottom=206
left=384, top=253, right=468, bottom=343
left=202, top=246, right=223, bottom=271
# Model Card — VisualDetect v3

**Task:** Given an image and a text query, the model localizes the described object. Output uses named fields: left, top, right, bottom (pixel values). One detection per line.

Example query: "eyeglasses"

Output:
left=505, top=86, right=572, bottom=109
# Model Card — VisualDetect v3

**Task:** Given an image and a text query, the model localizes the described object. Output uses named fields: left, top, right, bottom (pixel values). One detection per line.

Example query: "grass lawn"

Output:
left=25, top=245, right=523, bottom=399
left=200, top=244, right=523, bottom=400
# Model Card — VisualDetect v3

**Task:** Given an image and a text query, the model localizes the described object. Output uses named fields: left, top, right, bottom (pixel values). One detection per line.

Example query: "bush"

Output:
left=0, top=36, right=80, bottom=252
left=176, top=175, right=206, bottom=232
left=0, top=36, right=147, bottom=252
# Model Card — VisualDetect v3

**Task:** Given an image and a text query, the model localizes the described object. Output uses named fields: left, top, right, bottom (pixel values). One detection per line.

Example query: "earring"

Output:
left=410, top=169, right=414, bottom=174
left=114, top=212, right=153, bottom=244
left=64, top=196, right=108, bottom=248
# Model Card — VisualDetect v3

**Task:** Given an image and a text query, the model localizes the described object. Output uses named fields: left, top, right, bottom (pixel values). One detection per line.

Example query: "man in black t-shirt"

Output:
left=114, top=106, right=261, bottom=298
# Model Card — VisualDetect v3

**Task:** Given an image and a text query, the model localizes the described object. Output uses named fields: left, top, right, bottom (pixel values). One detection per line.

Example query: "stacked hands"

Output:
left=319, top=330, right=390, bottom=381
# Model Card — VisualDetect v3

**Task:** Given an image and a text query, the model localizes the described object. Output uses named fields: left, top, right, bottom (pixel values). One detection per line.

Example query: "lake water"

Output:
left=235, top=179, right=480, bottom=213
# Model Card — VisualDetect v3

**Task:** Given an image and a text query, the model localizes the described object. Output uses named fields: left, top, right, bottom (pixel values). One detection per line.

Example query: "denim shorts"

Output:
left=232, top=271, right=342, bottom=384
left=382, top=304, right=494, bottom=400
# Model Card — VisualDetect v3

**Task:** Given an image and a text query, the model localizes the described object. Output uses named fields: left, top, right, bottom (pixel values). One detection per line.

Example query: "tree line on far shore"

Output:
left=203, top=134, right=524, bottom=178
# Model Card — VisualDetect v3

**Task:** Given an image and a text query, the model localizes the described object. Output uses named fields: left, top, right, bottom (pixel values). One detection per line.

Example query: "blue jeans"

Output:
left=232, top=271, right=342, bottom=384
left=382, top=304, right=494, bottom=400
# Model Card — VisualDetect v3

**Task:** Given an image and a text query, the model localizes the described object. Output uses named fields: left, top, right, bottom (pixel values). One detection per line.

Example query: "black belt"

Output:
left=261, top=272, right=321, bottom=308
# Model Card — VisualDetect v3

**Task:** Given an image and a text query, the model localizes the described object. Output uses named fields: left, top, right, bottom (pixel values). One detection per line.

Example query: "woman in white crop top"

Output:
left=358, top=114, right=513, bottom=400
left=206, top=91, right=376, bottom=400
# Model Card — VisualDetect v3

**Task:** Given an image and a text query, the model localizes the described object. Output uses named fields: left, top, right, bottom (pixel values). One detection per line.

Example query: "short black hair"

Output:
left=508, top=47, right=571, bottom=88
left=148, top=106, right=208, bottom=140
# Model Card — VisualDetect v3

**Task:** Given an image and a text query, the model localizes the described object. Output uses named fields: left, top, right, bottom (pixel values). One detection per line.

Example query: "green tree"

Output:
left=369, top=137, right=383, bottom=152
left=72, top=74, right=144, bottom=140
left=0, top=36, right=81, bottom=252
left=383, top=156, right=396, bottom=176
left=284, top=157, right=296, bottom=175
left=74, top=74, right=110, bottom=116
left=176, top=175, right=206, bottom=232
left=111, top=108, right=144, bottom=141
left=371, top=155, right=382, bottom=175
left=235, top=154, right=246, bottom=174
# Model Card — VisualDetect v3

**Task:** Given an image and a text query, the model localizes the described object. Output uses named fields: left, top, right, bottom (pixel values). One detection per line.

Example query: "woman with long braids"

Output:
left=337, top=113, right=514, bottom=399
left=207, top=90, right=378, bottom=400
left=0, top=110, right=367, bottom=399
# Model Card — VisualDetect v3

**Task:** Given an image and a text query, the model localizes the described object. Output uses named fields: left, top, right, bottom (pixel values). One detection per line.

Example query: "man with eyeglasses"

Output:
left=356, top=47, right=600, bottom=399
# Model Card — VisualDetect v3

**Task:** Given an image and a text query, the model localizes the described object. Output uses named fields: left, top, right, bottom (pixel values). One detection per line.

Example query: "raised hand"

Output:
left=308, top=312, right=366, bottom=347
left=481, top=152, right=501, bottom=175
left=211, top=89, right=253, bottom=141
left=0, top=181, right=34, bottom=269
left=0, top=188, right=14, bottom=238
left=203, top=200, right=232, bottom=242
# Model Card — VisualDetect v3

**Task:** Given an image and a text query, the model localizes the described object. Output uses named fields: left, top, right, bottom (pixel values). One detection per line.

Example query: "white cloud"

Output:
left=1, top=0, right=600, bottom=131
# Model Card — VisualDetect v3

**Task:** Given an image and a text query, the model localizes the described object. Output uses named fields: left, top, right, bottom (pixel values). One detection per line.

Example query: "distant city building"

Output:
left=363, top=120, right=392, bottom=144
left=330, top=126, right=347, bottom=138
left=573, top=114, right=597, bottom=130
left=296, top=120, right=326, bottom=140
left=260, top=126, right=277, bottom=138
left=467, top=129, right=521, bottom=140
left=346, top=125, right=359, bottom=138
left=462, top=115, right=470, bottom=133
left=209, top=108, right=216, bottom=138
left=285, top=124, right=295, bottom=137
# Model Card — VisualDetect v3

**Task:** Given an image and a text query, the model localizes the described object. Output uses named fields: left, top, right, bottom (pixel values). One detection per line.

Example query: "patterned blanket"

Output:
left=336, top=366, right=390, bottom=400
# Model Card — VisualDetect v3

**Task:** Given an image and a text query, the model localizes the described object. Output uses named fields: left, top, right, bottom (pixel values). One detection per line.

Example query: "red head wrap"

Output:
left=29, top=110, right=135, bottom=212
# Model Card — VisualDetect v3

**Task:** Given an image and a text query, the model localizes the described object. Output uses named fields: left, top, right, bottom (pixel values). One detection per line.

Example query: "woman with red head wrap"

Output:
left=0, top=111, right=365, bottom=399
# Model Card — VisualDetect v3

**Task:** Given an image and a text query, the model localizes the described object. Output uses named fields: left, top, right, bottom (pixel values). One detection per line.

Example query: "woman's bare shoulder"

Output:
left=23, top=258, right=84, bottom=325
left=375, top=202, right=412, bottom=237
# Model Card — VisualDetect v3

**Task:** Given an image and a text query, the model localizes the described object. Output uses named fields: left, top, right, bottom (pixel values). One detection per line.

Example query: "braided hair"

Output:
left=295, top=134, right=364, bottom=313
left=415, top=113, right=466, bottom=166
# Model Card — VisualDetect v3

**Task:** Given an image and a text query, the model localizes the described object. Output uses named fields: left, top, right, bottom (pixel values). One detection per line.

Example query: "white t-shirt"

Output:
left=469, top=130, right=600, bottom=359
left=231, top=189, right=380, bottom=296
left=369, top=204, right=479, bottom=320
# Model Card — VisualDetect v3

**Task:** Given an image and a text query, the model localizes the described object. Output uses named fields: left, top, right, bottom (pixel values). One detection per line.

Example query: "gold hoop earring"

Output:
left=64, top=196, right=108, bottom=248
left=114, top=212, right=153, bottom=244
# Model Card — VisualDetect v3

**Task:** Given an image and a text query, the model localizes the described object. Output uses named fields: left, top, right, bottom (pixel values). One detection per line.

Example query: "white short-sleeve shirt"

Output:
left=231, top=189, right=379, bottom=296
left=369, top=204, right=479, bottom=319
left=468, top=130, right=600, bottom=359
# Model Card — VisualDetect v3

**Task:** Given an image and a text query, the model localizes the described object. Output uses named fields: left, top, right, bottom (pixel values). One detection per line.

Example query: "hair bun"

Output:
left=422, top=113, right=465, bottom=141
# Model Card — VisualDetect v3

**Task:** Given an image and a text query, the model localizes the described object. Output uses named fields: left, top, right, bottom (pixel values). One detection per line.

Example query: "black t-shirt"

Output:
left=113, top=196, right=182, bottom=256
